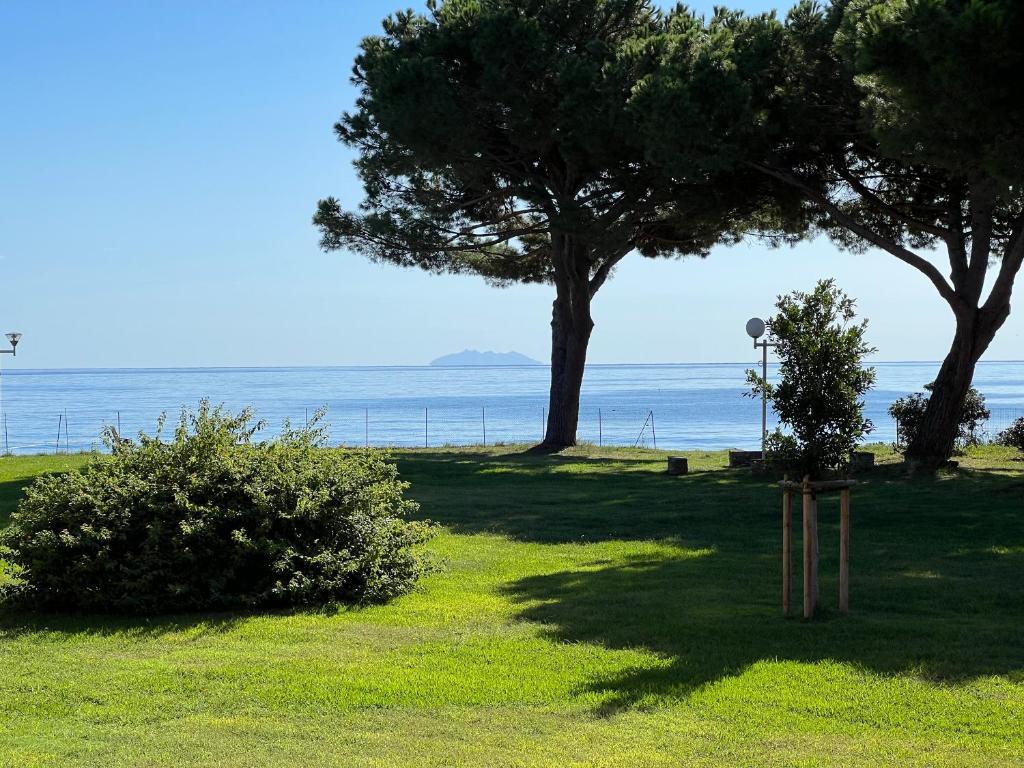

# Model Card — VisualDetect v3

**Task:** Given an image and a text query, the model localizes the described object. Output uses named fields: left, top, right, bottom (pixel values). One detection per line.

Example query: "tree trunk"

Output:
left=536, top=234, right=595, bottom=452
left=906, top=308, right=1003, bottom=470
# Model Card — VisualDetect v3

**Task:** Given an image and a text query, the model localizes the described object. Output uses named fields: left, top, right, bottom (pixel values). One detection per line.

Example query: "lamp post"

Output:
left=745, top=318, right=775, bottom=455
left=0, top=333, right=21, bottom=454
left=1, top=333, right=22, bottom=356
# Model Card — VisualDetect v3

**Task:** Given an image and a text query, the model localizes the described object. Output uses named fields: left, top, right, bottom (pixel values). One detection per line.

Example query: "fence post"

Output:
left=599, top=408, right=603, bottom=447
left=482, top=407, right=487, bottom=446
left=633, top=411, right=652, bottom=448
left=651, top=410, right=656, bottom=449
left=55, top=413, right=62, bottom=454
left=425, top=407, right=428, bottom=448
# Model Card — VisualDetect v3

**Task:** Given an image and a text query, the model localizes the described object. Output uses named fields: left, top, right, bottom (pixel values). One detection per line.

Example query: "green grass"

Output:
left=2, top=444, right=1024, bottom=766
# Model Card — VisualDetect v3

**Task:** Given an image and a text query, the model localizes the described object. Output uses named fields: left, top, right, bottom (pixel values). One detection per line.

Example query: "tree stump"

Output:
left=667, top=456, right=689, bottom=475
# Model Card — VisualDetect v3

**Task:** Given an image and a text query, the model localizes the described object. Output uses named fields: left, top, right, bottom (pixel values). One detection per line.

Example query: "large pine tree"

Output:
left=315, top=0, right=796, bottom=449
left=638, top=0, right=1024, bottom=469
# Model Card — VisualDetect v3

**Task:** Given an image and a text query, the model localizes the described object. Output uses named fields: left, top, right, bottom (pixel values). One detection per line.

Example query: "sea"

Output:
left=1, top=362, right=1022, bottom=455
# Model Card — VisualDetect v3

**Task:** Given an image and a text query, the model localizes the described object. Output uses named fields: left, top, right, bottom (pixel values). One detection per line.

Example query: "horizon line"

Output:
left=1, top=359, right=1022, bottom=373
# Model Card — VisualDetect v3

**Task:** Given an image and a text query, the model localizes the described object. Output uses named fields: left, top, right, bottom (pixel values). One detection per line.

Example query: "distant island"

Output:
left=430, top=349, right=542, bottom=366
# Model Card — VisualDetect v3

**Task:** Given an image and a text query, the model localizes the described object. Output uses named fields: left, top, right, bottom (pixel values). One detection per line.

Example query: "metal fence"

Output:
left=893, top=408, right=1024, bottom=449
left=0, top=404, right=668, bottom=455
left=987, top=408, right=1024, bottom=438
left=2, top=404, right=1022, bottom=456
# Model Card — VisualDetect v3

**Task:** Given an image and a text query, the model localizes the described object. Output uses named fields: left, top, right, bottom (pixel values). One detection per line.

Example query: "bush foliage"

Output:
left=997, top=417, right=1024, bottom=455
left=0, top=402, right=434, bottom=614
left=747, top=280, right=876, bottom=477
left=888, top=384, right=990, bottom=454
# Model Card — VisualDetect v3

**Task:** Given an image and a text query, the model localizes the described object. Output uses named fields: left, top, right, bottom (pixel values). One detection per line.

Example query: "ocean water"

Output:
left=0, top=362, right=1022, bottom=454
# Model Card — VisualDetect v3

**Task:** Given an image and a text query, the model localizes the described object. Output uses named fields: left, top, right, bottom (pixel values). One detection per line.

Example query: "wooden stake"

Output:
left=802, top=475, right=816, bottom=619
left=811, top=492, right=820, bottom=607
left=839, top=487, right=850, bottom=615
left=783, top=485, right=792, bottom=616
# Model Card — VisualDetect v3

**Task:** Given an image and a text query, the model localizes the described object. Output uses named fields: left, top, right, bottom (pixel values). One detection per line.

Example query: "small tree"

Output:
left=889, top=384, right=990, bottom=455
left=747, top=280, right=876, bottom=478
left=997, top=417, right=1024, bottom=457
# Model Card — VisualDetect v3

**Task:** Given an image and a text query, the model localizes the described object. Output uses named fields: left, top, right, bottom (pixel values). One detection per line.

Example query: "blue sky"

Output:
left=1, top=0, right=1021, bottom=369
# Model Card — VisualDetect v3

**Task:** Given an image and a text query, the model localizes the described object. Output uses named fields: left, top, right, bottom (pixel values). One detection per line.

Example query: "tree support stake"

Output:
left=780, top=477, right=856, bottom=619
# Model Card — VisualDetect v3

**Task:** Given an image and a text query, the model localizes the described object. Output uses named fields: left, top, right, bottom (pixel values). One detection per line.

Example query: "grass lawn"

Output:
left=2, top=444, right=1023, bottom=766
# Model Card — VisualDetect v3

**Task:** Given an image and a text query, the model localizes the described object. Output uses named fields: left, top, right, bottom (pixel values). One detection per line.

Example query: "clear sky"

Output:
left=2, top=1, right=1021, bottom=369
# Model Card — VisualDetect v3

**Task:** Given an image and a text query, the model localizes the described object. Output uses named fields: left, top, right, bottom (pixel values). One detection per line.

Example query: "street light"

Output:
left=0, top=333, right=20, bottom=454
left=2, top=333, right=22, bottom=356
left=746, top=317, right=775, bottom=455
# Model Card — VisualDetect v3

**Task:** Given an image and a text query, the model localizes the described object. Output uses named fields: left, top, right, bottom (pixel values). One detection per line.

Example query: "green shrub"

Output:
left=746, top=279, right=876, bottom=477
left=888, top=384, right=990, bottom=454
left=997, top=417, right=1024, bottom=455
left=0, top=402, right=434, bottom=614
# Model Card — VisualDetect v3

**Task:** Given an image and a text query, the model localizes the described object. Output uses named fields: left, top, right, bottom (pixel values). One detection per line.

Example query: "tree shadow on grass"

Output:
left=504, top=544, right=1024, bottom=712
left=398, top=450, right=1024, bottom=544
left=494, top=463, right=1024, bottom=710
left=402, top=448, right=1024, bottom=704
left=398, top=451, right=765, bottom=544
left=0, top=600, right=365, bottom=641
left=0, top=608, right=250, bottom=640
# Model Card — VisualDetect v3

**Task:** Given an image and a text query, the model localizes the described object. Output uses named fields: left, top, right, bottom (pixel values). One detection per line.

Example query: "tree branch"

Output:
left=835, top=165, right=952, bottom=242
left=945, top=186, right=968, bottom=285
left=962, top=176, right=997, bottom=303
left=983, top=210, right=1024, bottom=315
left=588, top=249, right=630, bottom=297
left=750, top=163, right=962, bottom=310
